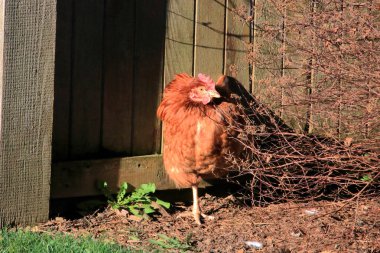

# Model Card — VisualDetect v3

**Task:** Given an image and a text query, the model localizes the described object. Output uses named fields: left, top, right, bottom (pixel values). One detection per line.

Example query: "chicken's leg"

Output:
left=192, top=185, right=201, bottom=225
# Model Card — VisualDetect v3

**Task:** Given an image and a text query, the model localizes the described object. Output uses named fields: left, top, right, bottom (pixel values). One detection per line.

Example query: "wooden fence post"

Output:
left=0, top=0, right=56, bottom=226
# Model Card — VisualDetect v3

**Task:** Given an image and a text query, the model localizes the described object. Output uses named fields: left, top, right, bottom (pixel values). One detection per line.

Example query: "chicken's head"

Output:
left=189, top=73, right=221, bottom=105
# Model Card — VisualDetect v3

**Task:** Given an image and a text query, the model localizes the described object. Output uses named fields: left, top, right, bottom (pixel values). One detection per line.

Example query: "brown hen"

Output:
left=157, top=73, right=241, bottom=224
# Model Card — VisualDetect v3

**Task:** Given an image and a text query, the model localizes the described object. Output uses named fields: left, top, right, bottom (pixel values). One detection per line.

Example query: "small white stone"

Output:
left=245, top=241, right=263, bottom=249
left=304, top=209, right=318, bottom=215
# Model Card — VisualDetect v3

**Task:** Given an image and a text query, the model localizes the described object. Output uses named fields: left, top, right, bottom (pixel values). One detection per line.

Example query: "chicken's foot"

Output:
left=176, top=212, right=214, bottom=220
left=176, top=211, right=215, bottom=224
left=176, top=186, right=214, bottom=225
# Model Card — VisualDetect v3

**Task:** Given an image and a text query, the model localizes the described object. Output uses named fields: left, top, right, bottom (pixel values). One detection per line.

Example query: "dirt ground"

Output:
left=39, top=194, right=380, bottom=253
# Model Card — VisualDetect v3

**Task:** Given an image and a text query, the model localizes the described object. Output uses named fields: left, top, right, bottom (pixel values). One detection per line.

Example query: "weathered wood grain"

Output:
left=164, top=0, right=195, bottom=85
left=252, top=0, right=283, bottom=109
left=0, top=0, right=56, bottom=226
left=282, top=1, right=310, bottom=132
left=70, top=0, right=104, bottom=159
left=51, top=155, right=212, bottom=198
left=53, top=0, right=73, bottom=162
left=194, top=0, right=226, bottom=80
left=102, top=0, right=134, bottom=156
left=132, top=0, right=166, bottom=155
left=225, top=0, right=251, bottom=90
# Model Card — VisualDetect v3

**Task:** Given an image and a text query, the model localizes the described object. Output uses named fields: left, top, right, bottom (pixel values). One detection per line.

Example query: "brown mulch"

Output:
left=38, top=195, right=380, bottom=252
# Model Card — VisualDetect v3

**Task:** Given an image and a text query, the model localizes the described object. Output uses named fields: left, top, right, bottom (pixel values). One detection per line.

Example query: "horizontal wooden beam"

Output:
left=51, top=154, right=212, bottom=199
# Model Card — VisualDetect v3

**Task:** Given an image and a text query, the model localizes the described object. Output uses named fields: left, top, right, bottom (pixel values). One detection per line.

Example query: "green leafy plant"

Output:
left=360, top=175, right=373, bottom=182
left=101, top=182, right=170, bottom=219
left=149, top=234, right=193, bottom=252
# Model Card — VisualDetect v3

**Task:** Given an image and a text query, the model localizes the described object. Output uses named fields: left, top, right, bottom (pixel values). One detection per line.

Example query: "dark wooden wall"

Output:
left=53, top=0, right=166, bottom=162
left=53, top=0, right=251, bottom=164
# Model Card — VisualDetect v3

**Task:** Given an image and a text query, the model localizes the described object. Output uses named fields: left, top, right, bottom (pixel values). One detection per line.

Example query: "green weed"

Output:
left=101, top=182, right=170, bottom=219
left=360, top=174, right=373, bottom=182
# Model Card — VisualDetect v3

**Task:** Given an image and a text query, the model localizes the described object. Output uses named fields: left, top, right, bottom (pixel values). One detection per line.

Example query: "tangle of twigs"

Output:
left=226, top=0, right=380, bottom=204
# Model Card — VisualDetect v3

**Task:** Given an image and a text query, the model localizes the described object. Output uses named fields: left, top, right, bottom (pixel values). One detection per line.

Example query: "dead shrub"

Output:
left=227, top=0, right=380, bottom=203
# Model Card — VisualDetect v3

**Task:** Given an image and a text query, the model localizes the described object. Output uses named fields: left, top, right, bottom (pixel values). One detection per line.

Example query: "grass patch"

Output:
left=0, top=229, right=136, bottom=253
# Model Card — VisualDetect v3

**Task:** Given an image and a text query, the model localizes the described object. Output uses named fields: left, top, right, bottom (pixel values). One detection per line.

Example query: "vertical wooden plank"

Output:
left=252, top=0, right=283, bottom=109
left=225, top=0, right=251, bottom=89
left=0, top=0, right=3, bottom=132
left=279, top=7, right=286, bottom=118
left=132, top=0, right=166, bottom=155
left=336, top=0, right=344, bottom=139
left=164, top=0, right=195, bottom=85
left=282, top=1, right=309, bottom=132
left=304, top=0, right=317, bottom=134
left=102, top=0, right=134, bottom=156
left=194, top=0, right=226, bottom=80
left=53, top=0, right=73, bottom=162
left=70, top=0, right=104, bottom=159
left=0, top=0, right=56, bottom=226
left=250, top=0, right=257, bottom=93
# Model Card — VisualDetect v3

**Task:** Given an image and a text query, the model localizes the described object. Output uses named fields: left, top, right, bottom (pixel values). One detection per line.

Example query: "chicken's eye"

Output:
left=199, top=87, right=205, bottom=91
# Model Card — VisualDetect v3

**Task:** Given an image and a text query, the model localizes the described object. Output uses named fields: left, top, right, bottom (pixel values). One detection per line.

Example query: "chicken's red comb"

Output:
left=198, top=73, right=215, bottom=90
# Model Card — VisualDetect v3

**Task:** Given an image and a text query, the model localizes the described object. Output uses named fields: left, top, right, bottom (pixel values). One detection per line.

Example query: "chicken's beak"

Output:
left=208, top=89, right=221, bottom=98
